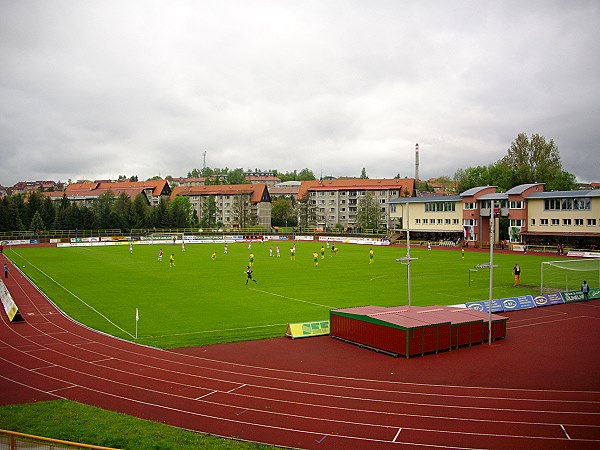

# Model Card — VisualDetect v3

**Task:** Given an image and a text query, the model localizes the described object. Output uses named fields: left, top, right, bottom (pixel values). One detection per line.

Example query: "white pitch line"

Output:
left=369, top=275, right=386, bottom=281
left=249, top=288, right=335, bottom=309
left=11, top=251, right=135, bottom=339
left=148, top=322, right=289, bottom=338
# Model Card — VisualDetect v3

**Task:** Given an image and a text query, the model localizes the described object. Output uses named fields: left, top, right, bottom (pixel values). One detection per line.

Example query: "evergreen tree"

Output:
left=128, top=194, right=149, bottom=229
left=53, top=195, right=71, bottom=230
left=7, top=197, right=25, bottom=231
left=29, top=210, right=45, bottom=233
left=92, top=191, right=115, bottom=229
left=25, top=191, right=43, bottom=226
left=169, top=196, right=195, bottom=228
left=111, top=193, right=132, bottom=230
left=40, top=197, right=56, bottom=231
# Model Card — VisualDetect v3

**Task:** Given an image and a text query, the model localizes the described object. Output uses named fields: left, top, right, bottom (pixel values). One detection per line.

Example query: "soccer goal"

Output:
left=148, top=232, right=184, bottom=243
left=540, top=259, right=600, bottom=294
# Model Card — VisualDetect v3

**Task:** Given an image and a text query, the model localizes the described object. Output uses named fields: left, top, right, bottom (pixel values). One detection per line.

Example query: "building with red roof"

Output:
left=63, top=180, right=170, bottom=206
left=171, top=184, right=271, bottom=229
left=297, top=178, right=415, bottom=229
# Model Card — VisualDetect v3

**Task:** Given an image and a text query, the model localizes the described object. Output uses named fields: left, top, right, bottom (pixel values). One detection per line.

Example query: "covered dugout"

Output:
left=330, top=305, right=507, bottom=358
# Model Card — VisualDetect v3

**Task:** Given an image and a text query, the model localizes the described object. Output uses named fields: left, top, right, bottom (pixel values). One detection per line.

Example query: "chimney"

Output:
left=415, top=143, right=420, bottom=181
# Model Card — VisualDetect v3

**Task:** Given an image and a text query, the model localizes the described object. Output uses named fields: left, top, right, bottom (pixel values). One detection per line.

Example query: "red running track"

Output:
left=1, top=255, right=599, bottom=449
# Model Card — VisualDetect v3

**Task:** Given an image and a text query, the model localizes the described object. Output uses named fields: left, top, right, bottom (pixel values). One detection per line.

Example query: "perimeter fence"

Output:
left=0, top=429, right=117, bottom=450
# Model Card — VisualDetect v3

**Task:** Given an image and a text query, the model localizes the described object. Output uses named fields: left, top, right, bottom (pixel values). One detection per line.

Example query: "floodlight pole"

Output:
left=488, top=208, right=495, bottom=345
left=406, top=202, right=412, bottom=306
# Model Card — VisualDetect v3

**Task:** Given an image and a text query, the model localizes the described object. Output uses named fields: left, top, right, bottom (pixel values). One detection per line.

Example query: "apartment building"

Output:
left=298, top=178, right=415, bottom=229
left=170, top=184, right=271, bottom=229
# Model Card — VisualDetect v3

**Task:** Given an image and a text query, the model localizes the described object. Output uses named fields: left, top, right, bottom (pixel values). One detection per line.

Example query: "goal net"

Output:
left=147, top=232, right=184, bottom=243
left=540, top=259, right=600, bottom=294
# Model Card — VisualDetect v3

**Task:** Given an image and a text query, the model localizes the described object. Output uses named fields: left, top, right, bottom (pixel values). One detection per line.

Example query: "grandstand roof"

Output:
left=505, top=183, right=544, bottom=195
left=526, top=189, right=600, bottom=199
left=460, top=186, right=496, bottom=197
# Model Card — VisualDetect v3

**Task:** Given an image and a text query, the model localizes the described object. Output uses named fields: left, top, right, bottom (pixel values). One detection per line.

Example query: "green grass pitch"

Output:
left=7, top=241, right=559, bottom=348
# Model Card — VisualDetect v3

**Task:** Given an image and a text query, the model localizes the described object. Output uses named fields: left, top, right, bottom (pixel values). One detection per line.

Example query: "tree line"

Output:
left=453, top=133, right=578, bottom=193
left=0, top=191, right=197, bottom=233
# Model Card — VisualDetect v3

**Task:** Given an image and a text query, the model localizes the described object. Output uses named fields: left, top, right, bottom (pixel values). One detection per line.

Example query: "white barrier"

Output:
left=0, top=279, right=22, bottom=322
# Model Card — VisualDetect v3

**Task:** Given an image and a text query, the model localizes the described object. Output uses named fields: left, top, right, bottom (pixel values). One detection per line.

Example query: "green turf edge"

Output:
left=0, top=400, right=277, bottom=450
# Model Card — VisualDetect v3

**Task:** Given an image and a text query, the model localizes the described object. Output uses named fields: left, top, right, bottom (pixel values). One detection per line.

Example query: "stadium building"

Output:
left=390, top=183, right=600, bottom=250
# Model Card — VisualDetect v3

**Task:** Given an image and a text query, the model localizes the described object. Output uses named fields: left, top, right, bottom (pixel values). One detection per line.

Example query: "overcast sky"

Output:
left=1, top=0, right=599, bottom=187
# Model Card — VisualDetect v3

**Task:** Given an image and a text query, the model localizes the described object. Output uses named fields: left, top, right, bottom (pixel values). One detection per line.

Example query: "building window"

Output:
left=551, top=219, right=559, bottom=226
left=540, top=219, right=548, bottom=225
left=575, top=219, right=583, bottom=226
left=509, top=201, right=523, bottom=209
left=453, top=219, right=459, bottom=225
left=425, top=202, right=456, bottom=212
left=563, top=219, right=571, bottom=226
left=464, top=202, right=477, bottom=210
left=445, top=219, right=451, bottom=225
left=437, top=219, right=443, bottom=224
left=423, top=219, right=428, bottom=224
left=588, top=219, right=597, bottom=226
left=415, top=219, right=421, bottom=224
left=531, top=218, right=535, bottom=225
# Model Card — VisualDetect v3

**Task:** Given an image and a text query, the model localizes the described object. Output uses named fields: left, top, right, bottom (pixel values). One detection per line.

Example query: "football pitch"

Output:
left=7, top=241, right=558, bottom=348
